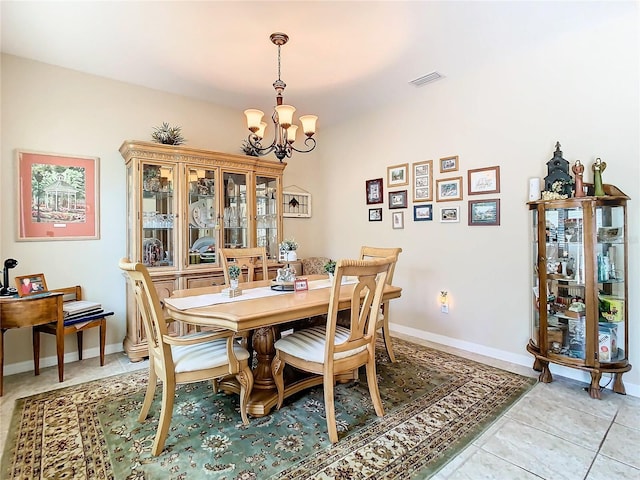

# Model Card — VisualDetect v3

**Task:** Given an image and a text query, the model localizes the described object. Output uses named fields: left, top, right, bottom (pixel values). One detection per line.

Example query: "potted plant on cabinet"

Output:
left=279, top=238, right=299, bottom=261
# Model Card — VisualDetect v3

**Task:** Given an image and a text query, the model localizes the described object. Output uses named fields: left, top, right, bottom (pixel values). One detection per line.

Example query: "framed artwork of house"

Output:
left=17, top=150, right=100, bottom=241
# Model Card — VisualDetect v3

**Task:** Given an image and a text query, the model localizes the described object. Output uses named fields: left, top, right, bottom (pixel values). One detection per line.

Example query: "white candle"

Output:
left=529, top=178, right=541, bottom=201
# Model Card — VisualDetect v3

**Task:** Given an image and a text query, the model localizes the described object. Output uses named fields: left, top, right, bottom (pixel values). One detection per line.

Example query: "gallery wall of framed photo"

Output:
left=365, top=155, right=501, bottom=227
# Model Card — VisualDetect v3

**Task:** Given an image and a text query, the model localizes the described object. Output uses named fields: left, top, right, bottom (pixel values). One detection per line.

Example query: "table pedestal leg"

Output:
left=251, top=326, right=278, bottom=391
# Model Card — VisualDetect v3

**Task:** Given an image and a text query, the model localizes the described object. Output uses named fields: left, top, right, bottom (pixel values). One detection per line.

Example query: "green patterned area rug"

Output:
left=2, top=338, right=535, bottom=479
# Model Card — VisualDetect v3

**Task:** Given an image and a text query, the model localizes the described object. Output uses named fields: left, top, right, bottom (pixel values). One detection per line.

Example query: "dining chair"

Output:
left=359, top=246, right=402, bottom=362
left=32, top=285, right=113, bottom=383
left=219, top=246, right=268, bottom=357
left=272, top=257, right=393, bottom=443
left=219, top=247, right=268, bottom=283
left=119, top=258, right=254, bottom=456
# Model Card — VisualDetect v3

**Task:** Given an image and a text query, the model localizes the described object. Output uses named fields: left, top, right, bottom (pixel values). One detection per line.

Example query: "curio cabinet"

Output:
left=527, top=184, right=630, bottom=398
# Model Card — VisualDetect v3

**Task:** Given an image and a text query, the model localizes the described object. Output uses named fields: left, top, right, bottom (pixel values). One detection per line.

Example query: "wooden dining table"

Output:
left=165, top=275, right=402, bottom=416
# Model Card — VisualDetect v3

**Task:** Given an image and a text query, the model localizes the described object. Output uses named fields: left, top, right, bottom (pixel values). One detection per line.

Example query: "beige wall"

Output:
left=308, top=8, right=640, bottom=391
left=0, top=54, right=322, bottom=373
left=1, top=2, right=638, bottom=395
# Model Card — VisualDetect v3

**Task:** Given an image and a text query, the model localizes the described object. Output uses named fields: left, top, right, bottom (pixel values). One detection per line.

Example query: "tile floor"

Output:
left=1, top=337, right=638, bottom=479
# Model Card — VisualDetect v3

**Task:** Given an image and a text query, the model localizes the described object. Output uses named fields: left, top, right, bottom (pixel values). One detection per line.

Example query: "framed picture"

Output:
left=283, top=189, right=312, bottom=218
left=468, top=166, right=501, bottom=195
left=392, top=211, right=404, bottom=229
left=388, top=190, right=408, bottom=209
left=294, top=278, right=309, bottom=292
left=412, top=160, right=433, bottom=202
left=413, top=204, right=433, bottom=221
left=17, top=150, right=100, bottom=241
left=387, top=163, right=409, bottom=187
left=439, top=155, right=459, bottom=173
left=440, top=206, right=460, bottom=223
left=15, top=273, right=48, bottom=297
left=468, top=199, right=501, bottom=226
left=369, top=208, right=383, bottom=222
left=365, top=178, right=384, bottom=205
left=436, top=177, right=463, bottom=202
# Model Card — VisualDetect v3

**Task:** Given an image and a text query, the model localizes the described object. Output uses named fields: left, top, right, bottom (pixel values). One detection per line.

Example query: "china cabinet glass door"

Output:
left=256, top=175, right=279, bottom=259
left=223, top=172, right=248, bottom=249
left=141, top=163, right=175, bottom=268
left=595, top=204, right=626, bottom=363
left=540, top=206, right=587, bottom=360
left=530, top=209, right=540, bottom=349
left=186, top=167, right=218, bottom=265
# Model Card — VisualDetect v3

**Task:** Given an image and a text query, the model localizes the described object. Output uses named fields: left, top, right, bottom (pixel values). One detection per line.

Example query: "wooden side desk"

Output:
left=0, top=292, right=63, bottom=396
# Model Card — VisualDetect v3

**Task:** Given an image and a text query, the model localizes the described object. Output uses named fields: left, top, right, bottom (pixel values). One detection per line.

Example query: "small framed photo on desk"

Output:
left=294, top=278, right=309, bottom=292
left=15, top=273, right=48, bottom=297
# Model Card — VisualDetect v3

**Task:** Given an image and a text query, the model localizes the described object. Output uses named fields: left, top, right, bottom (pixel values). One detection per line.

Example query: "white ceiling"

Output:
left=0, top=1, right=627, bottom=127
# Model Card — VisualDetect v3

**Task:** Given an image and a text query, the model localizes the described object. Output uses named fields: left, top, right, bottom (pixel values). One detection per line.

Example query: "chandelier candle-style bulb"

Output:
left=286, top=124, right=298, bottom=144
left=274, top=105, right=295, bottom=129
left=243, top=32, right=318, bottom=162
left=299, top=115, right=317, bottom=137
left=256, top=122, right=267, bottom=140
left=244, top=109, right=265, bottom=133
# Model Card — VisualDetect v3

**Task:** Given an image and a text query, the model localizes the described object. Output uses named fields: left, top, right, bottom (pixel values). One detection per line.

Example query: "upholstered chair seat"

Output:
left=274, top=325, right=367, bottom=363
left=170, top=332, right=250, bottom=373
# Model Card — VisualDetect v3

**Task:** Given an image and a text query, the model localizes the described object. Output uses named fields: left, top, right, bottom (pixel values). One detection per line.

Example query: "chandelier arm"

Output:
left=247, top=134, right=276, bottom=155
left=289, top=137, right=317, bottom=154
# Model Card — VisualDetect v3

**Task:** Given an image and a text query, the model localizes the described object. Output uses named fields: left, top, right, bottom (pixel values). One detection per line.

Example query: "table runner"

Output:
left=164, top=277, right=356, bottom=311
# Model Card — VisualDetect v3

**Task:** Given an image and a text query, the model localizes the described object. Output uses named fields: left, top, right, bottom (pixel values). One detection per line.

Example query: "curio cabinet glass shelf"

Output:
left=527, top=183, right=631, bottom=399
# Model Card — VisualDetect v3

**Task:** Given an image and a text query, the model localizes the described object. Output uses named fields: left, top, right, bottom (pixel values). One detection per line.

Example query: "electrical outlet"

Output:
left=441, top=304, right=449, bottom=313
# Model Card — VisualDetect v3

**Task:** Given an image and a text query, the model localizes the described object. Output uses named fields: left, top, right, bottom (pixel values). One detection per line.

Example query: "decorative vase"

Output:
left=230, top=279, right=239, bottom=290
left=286, top=251, right=297, bottom=261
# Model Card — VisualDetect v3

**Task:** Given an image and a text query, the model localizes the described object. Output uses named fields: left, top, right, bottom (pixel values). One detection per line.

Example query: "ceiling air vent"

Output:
left=409, top=71, right=443, bottom=87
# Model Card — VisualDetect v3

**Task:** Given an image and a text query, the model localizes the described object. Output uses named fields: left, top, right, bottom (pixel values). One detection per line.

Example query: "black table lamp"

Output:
left=0, top=258, right=18, bottom=296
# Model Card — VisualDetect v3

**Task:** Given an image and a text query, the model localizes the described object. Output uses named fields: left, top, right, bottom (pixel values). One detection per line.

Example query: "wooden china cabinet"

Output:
left=120, top=140, right=286, bottom=361
left=527, top=183, right=631, bottom=398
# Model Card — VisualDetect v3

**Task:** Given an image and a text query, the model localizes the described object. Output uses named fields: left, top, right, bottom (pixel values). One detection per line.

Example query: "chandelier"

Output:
left=244, top=32, right=318, bottom=162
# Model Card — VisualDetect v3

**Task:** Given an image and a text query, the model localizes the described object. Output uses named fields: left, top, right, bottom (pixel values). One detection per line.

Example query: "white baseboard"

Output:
left=3, top=342, right=124, bottom=376
left=390, top=323, right=640, bottom=398
left=6, top=328, right=639, bottom=399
